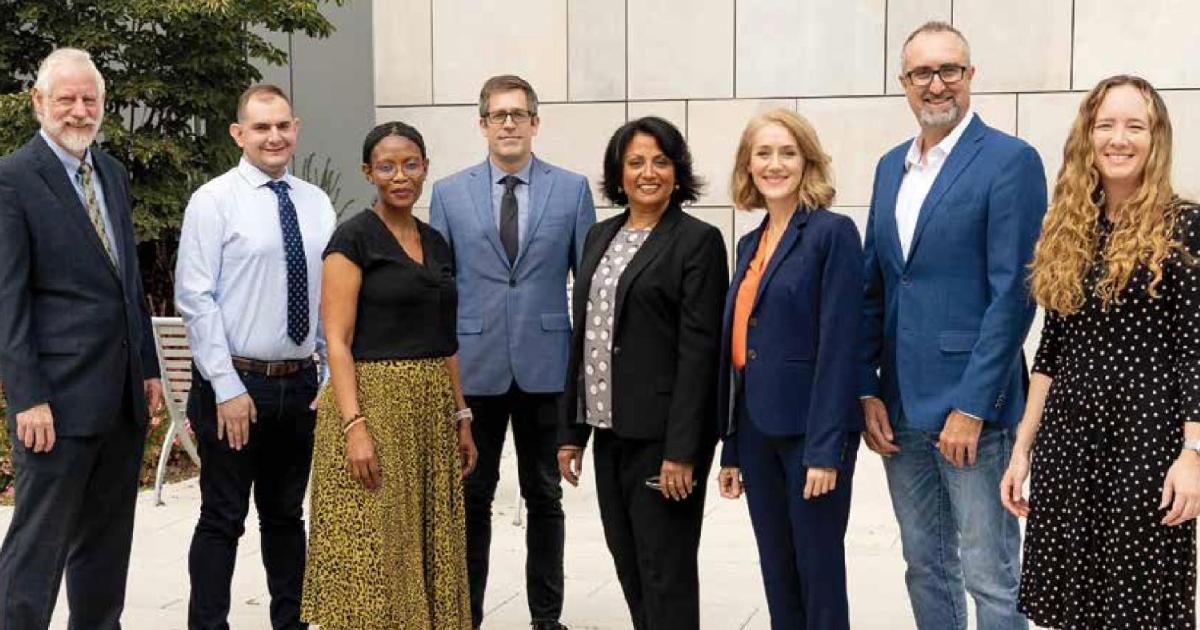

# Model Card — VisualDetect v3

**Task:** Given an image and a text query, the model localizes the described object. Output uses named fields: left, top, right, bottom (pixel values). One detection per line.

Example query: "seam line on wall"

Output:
left=1068, top=0, right=1076, bottom=90
left=883, top=0, right=889, bottom=94
left=374, top=85, right=1200, bottom=110
left=732, top=0, right=738, bottom=98
left=566, top=0, right=571, bottom=101
left=429, top=0, right=436, bottom=103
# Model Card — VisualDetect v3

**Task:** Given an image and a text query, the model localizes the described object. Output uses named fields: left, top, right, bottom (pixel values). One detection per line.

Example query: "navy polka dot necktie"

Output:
left=265, top=180, right=309, bottom=345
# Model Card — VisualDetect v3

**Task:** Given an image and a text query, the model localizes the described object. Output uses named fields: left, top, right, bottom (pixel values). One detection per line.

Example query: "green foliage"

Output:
left=299, top=152, right=357, bottom=218
left=0, top=0, right=345, bottom=313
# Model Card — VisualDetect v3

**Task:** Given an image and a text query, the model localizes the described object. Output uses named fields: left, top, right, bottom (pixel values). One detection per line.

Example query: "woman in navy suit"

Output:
left=716, top=108, right=864, bottom=630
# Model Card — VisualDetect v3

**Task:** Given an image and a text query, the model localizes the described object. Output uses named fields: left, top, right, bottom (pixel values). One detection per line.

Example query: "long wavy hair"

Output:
left=1030, top=75, right=1183, bottom=314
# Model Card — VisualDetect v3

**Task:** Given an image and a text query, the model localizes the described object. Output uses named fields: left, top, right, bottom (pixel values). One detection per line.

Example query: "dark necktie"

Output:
left=265, top=180, right=309, bottom=345
left=499, top=175, right=520, bottom=264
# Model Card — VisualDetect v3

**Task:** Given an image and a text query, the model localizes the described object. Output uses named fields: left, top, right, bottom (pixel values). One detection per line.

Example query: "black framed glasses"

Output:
left=904, top=64, right=968, bottom=87
left=483, top=109, right=534, bottom=125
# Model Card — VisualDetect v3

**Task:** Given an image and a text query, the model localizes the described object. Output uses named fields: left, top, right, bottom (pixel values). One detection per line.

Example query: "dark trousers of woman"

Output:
left=592, top=429, right=711, bottom=630
left=737, top=399, right=856, bottom=630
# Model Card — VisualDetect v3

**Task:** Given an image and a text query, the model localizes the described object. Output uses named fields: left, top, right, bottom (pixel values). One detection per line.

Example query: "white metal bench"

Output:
left=151, top=317, right=201, bottom=505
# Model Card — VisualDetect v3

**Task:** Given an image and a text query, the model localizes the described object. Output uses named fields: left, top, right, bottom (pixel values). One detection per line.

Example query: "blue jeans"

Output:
left=883, top=425, right=1026, bottom=630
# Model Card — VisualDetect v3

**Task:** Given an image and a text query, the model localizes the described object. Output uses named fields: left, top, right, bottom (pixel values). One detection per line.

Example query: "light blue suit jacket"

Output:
left=860, top=115, right=1047, bottom=431
left=429, top=156, right=596, bottom=396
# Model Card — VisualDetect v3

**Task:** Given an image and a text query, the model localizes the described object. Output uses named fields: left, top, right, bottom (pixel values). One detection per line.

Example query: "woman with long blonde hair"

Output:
left=1000, top=75, right=1200, bottom=628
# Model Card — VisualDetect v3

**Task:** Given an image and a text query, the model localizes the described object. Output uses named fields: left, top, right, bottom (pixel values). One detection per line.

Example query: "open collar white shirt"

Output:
left=895, top=109, right=975, bottom=260
left=174, top=158, right=336, bottom=402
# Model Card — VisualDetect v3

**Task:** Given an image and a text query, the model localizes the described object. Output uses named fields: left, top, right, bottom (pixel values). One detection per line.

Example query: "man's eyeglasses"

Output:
left=372, top=159, right=425, bottom=178
left=483, top=109, right=534, bottom=126
left=903, top=64, right=968, bottom=87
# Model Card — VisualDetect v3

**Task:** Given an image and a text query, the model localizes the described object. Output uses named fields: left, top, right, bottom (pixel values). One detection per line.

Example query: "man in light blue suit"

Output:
left=429, top=74, right=594, bottom=630
left=859, top=22, right=1046, bottom=630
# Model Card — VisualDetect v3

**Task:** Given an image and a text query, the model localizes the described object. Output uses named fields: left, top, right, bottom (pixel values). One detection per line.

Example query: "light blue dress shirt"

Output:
left=174, top=158, right=336, bottom=402
left=488, top=157, right=532, bottom=245
left=40, top=129, right=118, bottom=263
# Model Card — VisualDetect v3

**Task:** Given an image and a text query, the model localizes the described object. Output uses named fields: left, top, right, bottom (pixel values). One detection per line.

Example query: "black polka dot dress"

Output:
left=1019, top=205, right=1200, bottom=629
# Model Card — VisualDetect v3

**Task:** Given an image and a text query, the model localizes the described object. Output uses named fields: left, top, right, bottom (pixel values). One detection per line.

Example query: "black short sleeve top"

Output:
left=323, top=210, right=458, bottom=360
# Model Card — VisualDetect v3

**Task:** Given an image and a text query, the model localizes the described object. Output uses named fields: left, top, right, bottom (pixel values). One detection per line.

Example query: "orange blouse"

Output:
left=731, top=229, right=773, bottom=370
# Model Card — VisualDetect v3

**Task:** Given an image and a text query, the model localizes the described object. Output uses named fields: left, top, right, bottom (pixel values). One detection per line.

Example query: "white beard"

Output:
left=41, top=113, right=102, bottom=155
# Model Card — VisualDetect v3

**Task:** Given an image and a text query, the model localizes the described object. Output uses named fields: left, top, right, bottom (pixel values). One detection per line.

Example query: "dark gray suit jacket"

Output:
left=0, top=133, right=159, bottom=435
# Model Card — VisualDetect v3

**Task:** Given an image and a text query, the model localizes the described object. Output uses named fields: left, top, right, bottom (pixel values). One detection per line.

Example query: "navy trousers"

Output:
left=737, top=406, right=857, bottom=630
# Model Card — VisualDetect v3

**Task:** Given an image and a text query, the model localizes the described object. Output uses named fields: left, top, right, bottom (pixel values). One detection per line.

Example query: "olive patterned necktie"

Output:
left=76, top=161, right=117, bottom=267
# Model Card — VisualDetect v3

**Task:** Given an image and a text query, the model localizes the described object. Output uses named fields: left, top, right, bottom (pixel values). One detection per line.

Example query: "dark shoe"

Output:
left=531, top=622, right=568, bottom=630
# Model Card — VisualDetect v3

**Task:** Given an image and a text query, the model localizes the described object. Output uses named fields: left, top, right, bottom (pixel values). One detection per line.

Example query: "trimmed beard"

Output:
left=918, top=102, right=960, bottom=129
left=41, top=112, right=102, bottom=155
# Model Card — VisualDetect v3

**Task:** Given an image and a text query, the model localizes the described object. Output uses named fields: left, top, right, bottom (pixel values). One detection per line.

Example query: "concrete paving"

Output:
left=0, top=435, right=1170, bottom=629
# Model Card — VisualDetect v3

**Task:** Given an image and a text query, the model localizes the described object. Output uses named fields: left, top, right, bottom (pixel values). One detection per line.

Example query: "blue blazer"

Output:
left=717, top=207, right=864, bottom=469
left=860, top=115, right=1047, bottom=431
left=429, top=156, right=596, bottom=396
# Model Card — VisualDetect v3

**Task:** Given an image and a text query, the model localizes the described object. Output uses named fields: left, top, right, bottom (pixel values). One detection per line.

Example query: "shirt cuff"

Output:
left=211, top=372, right=247, bottom=404
left=955, top=408, right=983, bottom=421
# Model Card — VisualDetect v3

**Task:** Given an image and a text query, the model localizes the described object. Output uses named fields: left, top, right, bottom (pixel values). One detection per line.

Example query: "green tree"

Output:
left=0, top=0, right=344, bottom=313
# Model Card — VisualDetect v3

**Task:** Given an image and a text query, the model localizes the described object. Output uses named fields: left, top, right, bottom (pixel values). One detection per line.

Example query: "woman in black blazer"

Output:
left=557, top=117, right=728, bottom=630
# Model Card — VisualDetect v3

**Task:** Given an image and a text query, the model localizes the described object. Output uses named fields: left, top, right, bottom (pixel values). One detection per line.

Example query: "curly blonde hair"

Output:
left=729, top=108, right=835, bottom=211
left=1030, top=75, right=1183, bottom=314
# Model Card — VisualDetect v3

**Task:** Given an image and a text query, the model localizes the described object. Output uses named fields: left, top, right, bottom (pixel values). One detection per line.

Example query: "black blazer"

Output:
left=0, top=133, right=159, bottom=435
left=560, top=205, right=728, bottom=463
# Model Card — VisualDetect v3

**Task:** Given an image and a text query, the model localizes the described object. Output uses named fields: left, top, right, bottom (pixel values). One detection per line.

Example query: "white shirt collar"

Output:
left=904, top=109, right=975, bottom=171
left=236, top=156, right=292, bottom=189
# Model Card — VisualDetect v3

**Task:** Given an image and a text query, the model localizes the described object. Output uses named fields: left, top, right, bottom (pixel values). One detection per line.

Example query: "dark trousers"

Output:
left=592, top=429, right=711, bottom=630
left=0, top=385, right=145, bottom=630
left=737, top=410, right=856, bottom=630
left=464, top=385, right=565, bottom=627
left=186, top=365, right=316, bottom=630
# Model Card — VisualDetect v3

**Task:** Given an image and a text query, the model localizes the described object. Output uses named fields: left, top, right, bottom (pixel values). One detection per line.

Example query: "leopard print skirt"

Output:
left=301, top=358, right=471, bottom=630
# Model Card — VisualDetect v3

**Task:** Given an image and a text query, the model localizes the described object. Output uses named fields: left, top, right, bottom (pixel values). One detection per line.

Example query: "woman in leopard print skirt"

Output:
left=301, top=121, right=478, bottom=630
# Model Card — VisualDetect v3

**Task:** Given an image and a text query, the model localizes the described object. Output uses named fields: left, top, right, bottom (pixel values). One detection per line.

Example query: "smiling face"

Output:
left=363, top=134, right=428, bottom=211
left=32, top=62, right=105, bottom=158
left=230, top=94, right=298, bottom=179
left=748, top=122, right=805, bottom=208
left=900, top=30, right=974, bottom=131
left=621, top=132, right=676, bottom=213
left=479, top=88, right=539, bottom=169
left=1091, top=84, right=1152, bottom=193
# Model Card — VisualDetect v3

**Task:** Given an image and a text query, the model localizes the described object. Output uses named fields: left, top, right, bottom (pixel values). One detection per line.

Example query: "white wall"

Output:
left=372, top=0, right=1200, bottom=291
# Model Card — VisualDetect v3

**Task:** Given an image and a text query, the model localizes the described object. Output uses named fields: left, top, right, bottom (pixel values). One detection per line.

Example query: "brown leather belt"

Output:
left=231, top=356, right=314, bottom=377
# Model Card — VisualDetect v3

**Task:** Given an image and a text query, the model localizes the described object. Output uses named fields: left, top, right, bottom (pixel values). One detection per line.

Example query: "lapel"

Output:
left=30, top=135, right=120, bottom=281
left=574, top=213, right=624, bottom=323
left=906, top=115, right=987, bottom=266
left=751, top=207, right=809, bottom=313
left=613, top=205, right=683, bottom=335
left=878, top=150, right=907, bottom=265
left=514, top=155, right=555, bottom=269
left=467, top=159, right=510, bottom=268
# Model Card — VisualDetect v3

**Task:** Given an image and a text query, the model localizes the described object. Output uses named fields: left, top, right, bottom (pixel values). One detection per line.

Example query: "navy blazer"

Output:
left=0, top=133, right=159, bottom=434
left=717, top=207, right=864, bottom=469
left=860, top=115, right=1047, bottom=431
left=429, top=155, right=596, bottom=397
